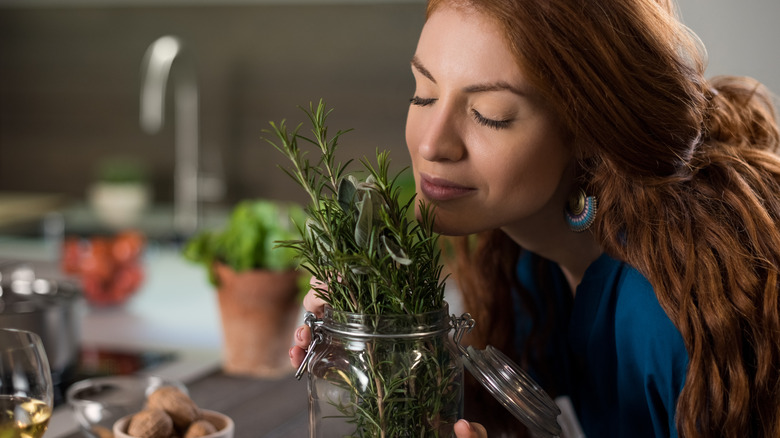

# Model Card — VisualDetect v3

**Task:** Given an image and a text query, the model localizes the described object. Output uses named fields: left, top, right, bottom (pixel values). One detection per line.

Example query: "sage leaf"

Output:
left=355, top=191, right=374, bottom=247
left=306, top=218, right=332, bottom=253
left=338, top=175, right=358, bottom=213
left=350, top=265, right=372, bottom=275
left=381, top=235, right=412, bottom=265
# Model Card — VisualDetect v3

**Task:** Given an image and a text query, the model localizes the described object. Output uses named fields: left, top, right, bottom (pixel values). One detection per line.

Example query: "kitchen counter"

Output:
left=0, top=237, right=308, bottom=437
left=56, top=370, right=309, bottom=438
left=1, top=236, right=460, bottom=437
left=0, top=192, right=70, bottom=231
left=0, top=237, right=224, bottom=352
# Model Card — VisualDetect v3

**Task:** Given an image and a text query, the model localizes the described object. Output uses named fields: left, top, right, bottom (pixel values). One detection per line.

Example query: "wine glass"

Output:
left=0, top=328, right=54, bottom=438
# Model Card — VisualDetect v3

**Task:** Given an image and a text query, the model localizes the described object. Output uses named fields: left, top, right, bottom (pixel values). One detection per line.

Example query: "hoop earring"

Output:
left=565, top=188, right=598, bottom=232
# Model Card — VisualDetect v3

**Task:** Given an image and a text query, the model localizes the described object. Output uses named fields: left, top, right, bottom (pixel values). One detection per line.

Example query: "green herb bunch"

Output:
left=265, top=100, right=446, bottom=315
left=266, top=101, right=460, bottom=437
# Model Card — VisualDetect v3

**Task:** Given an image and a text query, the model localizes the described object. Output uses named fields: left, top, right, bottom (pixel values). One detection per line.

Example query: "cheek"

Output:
left=486, top=134, right=571, bottom=207
left=405, top=110, right=423, bottom=160
left=405, top=111, right=422, bottom=212
left=404, top=108, right=416, bottom=148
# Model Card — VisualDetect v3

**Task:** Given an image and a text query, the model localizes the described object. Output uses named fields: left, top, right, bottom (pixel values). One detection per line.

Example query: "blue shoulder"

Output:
left=614, top=266, right=686, bottom=360
left=614, top=265, right=688, bottom=436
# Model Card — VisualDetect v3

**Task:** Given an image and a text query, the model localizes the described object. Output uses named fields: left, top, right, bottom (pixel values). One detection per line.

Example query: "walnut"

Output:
left=183, top=419, right=217, bottom=438
left=91, top=425, right=114, bottom=438
left=147, top=386, right=201, bottom=430
left=127, top=408, right=174, bottom=438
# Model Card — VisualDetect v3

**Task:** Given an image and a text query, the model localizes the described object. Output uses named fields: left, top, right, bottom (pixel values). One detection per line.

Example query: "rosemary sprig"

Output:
left=265, top=100, right=458, bottom=438
left=265, top=99, right=446, bottom=315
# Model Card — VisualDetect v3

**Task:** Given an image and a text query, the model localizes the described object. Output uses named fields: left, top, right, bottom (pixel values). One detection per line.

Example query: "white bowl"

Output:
left=113, top=409, right=234, bottom=438
left=88, top=182, right=151, bottom=229
left=66, top=375, right=187, bottom=438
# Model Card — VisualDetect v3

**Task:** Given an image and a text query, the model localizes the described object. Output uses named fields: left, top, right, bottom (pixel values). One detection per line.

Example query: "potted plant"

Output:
left=88, top=157, right=152, bottom=230
left=266, top=101, right=462, bottom=436
left=183, top=199, right=307, bottom=378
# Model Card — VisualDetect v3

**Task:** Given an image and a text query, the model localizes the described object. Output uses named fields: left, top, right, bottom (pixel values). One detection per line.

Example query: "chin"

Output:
left=414, top=200, right=487, bottom=236
left=431, top=214, right=484, bottom=236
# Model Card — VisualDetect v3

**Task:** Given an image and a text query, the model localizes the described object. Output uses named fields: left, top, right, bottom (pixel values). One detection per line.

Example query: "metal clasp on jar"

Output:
left=295, top=311, right=324, bottom=380
left=451, top=312, right=476, bottom=355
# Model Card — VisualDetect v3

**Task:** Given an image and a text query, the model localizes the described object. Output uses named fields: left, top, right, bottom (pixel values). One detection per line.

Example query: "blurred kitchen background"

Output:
left=0, top=1, right=778, bottom=435
left=0, top=0, right=428, bottom=242
left=0, top=0, right=779, bottom=241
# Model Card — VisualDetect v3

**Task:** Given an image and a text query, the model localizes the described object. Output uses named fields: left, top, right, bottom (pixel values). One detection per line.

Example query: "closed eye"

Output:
left=472, top=109, right=512, bottom=130
left=410, top=96, right=437, bottom=107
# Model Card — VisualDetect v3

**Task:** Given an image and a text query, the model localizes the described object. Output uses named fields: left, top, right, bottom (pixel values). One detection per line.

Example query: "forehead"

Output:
left=415, top=5, right=524, bottom=85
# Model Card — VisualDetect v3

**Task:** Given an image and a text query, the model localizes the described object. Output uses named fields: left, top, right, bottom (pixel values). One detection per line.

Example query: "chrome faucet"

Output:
left=140, top=35, right=202, bottom=236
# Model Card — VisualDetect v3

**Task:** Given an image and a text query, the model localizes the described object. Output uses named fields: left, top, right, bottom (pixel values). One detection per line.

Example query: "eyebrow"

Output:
left=411, top=56, right=436, bottom=83
left=464, top=82, right=526, bottom=96
left=410, top=55, right=527, bottom=97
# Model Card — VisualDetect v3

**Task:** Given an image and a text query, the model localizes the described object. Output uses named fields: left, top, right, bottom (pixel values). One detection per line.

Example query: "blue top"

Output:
left=514, top=251, right=688, bottom=437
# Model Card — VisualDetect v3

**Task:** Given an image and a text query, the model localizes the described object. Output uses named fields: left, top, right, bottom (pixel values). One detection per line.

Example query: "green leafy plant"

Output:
left=265, top=100, right=457, bottom=437
left=183, top=199, right=306, bottom=286
left=266, top=100, right=446, bottom=314
left=95, top=157, right=149, bottom=184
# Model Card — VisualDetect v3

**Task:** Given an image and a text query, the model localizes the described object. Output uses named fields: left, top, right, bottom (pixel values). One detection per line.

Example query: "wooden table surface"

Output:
left=61, top=370, right=309, bottom=438
left=187, top=371, right=309, bottom=438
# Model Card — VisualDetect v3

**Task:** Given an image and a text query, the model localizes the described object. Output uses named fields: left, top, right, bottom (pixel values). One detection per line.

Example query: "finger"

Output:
left=303, top=287, right=327, bottom=317
left=294, top=324, right=311, bottom=350
left=290, top=324, right=312, bottom=368
left=289, top=345, right=307, bottom=369
left=454, top=420, right=488, bottom=438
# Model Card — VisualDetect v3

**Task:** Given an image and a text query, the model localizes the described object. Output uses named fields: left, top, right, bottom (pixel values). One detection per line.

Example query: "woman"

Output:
left=291, top=0, right=780, bottom=436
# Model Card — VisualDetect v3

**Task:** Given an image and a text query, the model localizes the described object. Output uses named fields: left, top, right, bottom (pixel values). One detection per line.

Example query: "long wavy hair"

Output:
left=428, top=0, right=780, bottom=436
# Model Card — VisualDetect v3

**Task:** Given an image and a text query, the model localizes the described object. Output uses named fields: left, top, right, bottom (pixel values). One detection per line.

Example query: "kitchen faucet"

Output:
left=140, top=35, right=207, bottom=237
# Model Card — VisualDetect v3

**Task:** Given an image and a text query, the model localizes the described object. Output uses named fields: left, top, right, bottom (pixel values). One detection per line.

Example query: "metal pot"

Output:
left=0, top=263, right=85, bottom=383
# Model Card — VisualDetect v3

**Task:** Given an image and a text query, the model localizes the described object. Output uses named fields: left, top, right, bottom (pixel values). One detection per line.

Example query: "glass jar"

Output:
left=297, top=305, right=563, bottom=438
left=305, top=305, right=462, bottom=437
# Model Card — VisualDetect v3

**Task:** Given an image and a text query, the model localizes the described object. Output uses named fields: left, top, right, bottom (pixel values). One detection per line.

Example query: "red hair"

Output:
left=432, top=0, right=780, bottom=436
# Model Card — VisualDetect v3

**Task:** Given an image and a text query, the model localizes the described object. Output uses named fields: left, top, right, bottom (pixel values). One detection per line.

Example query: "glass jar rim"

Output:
left=321, top=302, right=452, bottom=338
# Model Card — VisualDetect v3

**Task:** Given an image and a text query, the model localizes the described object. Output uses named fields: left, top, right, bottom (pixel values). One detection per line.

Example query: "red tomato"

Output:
left=61, top=237, right=83, bottom=275
left=72, top=232, right=145, bottom=306
left=108, top=263, right=144, bottom=301
left=80, top=238, right=115, bottom=283
left=81, top=274, right=109, bottom=305
left=111, top=231, right=145, bottom=265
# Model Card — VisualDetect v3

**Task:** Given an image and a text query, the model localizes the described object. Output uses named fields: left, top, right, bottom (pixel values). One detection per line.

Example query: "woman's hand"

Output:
left=454, top=420, right=488, bottom=437
left=289, top=278, right=328, bottom=369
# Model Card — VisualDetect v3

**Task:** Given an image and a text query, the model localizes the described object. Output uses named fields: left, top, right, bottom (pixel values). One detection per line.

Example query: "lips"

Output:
left=419, top=174, right=475, bottom=202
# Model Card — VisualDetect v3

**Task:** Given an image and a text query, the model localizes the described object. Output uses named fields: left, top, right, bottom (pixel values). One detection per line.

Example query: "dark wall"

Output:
left=0, top=3, right=425, bottom=206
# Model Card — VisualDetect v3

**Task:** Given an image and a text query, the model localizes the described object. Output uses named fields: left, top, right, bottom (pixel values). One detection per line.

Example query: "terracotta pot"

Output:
left=214, top=263, right=301, bottom=378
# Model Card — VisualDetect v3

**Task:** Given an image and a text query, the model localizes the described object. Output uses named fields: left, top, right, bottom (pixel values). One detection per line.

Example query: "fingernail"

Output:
left=289, top=347, right=295, bottom=359
left=295, top=326, right=305, bottom=342
left=460, top=419, right=473, bottom=431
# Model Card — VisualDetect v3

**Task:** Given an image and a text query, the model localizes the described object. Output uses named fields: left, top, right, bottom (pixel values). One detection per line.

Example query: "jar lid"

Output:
left=453, top=316, right=562, bottom=437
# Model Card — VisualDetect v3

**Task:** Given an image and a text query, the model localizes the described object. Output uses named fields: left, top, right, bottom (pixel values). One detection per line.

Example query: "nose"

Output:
left=415, top=103, right=466, bottom=163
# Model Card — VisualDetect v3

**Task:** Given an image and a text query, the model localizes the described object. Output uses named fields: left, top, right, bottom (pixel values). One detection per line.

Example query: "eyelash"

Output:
left=472, top=109, right=512, bottom=130
left=409, top=96, right=436, bottom=107
left=410, top=96, right=512, bottom=130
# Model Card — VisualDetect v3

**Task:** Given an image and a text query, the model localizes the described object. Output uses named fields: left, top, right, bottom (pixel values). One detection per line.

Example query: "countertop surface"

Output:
left=0, top=237, right=225, bottom=352
left=0, top=191, right=70, bottom=230
left=0, top=235, right=461, bottom=437
left=56, top=370, right=309, bottom=438
left=0, top=237, right=306, bottom=437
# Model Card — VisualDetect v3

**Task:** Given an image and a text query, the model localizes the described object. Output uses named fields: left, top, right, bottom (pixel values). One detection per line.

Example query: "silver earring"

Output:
left=565, top=188, right=598, bottom=232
